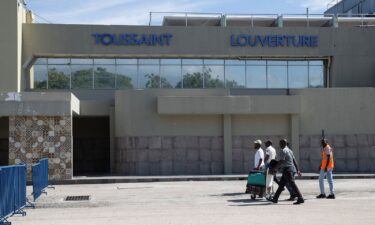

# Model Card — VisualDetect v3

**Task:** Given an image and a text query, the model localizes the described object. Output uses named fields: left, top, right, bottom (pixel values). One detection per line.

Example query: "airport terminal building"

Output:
left=0, top=0, right=375, bottom=180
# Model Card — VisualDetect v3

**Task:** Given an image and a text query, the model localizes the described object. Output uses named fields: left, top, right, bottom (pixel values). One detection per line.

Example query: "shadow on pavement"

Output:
left=210, top=192, right=248, bottom=197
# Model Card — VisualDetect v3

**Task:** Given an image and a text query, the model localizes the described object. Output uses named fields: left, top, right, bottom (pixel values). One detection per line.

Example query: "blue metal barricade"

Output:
left=0, top=164, right=27, bottom=225
left=32, top=158, right=50, bottom=201
left=39, top=158, right=49, bottom=191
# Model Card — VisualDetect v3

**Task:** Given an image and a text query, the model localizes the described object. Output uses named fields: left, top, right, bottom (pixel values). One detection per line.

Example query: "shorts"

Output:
left=266, top=174, right=274, bottom=188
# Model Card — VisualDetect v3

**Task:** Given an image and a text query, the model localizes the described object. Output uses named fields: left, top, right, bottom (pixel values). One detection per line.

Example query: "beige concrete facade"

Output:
left=0, top=0, right=374, bottom=179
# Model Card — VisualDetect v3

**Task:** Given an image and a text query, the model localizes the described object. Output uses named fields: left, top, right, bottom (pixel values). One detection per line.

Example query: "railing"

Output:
left=0, top=164, right=27, bottom=225
left=148, top=12, right=375, bottom=27
left=32, top=158, right=51, bottom=201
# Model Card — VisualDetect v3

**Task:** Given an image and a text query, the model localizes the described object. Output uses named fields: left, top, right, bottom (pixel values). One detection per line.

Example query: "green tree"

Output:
left=177, top=72, right=204, bottom=88
left=94, top=67, right=116, bottom=89
left=144, top=73, right=172, bottom=88
left=116, top=75, right=133, bottom=88
left=226, top=79, right=243, bottom=88
left=72, top=68, right=93, bottom=89
left=48, top=68, right=70, bottom=89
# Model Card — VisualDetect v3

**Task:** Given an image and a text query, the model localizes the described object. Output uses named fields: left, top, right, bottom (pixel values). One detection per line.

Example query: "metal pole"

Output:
left=149, top=12, right=152, bottom=26
left=306, top=8, right=309, bottom=27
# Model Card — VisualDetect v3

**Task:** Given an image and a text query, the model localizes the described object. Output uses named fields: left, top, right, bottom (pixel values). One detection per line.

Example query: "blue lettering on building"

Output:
left=92, top=33, right=173, bottom=46
left=230, top=35, right=318, bottom=47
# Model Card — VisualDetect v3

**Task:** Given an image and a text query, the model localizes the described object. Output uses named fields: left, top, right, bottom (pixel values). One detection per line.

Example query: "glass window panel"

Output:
left=33, top=65, right=47, bottom=89
left=267, top=66, right=288, bottom=88
left=139, top=59, right=159, bottom=65
left=94, top=59, right=115, bottom=65
left=204, top=65, right=224, bottom=88
left=204, top=59, right=224, bottom=65
left=309, top=60, right=324, bottom=66
left=267, top=60, right=287, bottom=66
left=117, top=65, right=137, bottom=89
left=35, top=58, right=47, bottom=65
left=288, top=66, right=308, bottom=88
left=246, top=60, right=267, bottom=66
left=161, top=59, right=181, bottom=65
left=288, top=61, right=308, bottom=66
left=48, top=58, right=70, bottom=65
left=71, top=59, right=93, bottom=65
left=225, top=59, right=245, bottom=65
left=139, top=65, right=160, bottom=88
left=48, top=65, right=70, bottom=89
left=182, top=65, right=203, bottom=88
left=309, top=66, right=324, bottom=88
left=225, top=66, right=246, bottom=88
left=71, top=65, right=93, bottom=89
left=246, top=66, right=267, bottom=88
left=94, top=65, right=116, bottom=89
left=116, top=59, right=137, bottom=64
left=182, top=59, right=203, bottom=65
left=160, top=65, right=181, bottom=88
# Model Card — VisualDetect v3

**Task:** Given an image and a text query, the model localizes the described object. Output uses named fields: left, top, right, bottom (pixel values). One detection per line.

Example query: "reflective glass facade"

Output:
left=32, top=58, right=325, bottom=89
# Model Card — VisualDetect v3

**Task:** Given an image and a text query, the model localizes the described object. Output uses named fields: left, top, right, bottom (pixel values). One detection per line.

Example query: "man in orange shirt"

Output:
left=316, top=139, right=335, bottom=199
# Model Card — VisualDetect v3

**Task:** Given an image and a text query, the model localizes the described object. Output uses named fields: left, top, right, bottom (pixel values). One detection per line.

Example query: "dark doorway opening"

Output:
left=0, top=117, right=9, bottom=166
left=73, top=117, right=110, bottom=176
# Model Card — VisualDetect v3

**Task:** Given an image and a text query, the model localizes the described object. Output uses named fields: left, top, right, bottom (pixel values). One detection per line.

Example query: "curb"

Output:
left=44, top=174, right=375, bottom=185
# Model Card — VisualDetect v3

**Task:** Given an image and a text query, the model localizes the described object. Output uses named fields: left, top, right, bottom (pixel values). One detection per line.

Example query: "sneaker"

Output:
left=326, top=194, right=335, bottom=199
left=293, top=199, right=305, bottom=205
left=316, top=194, right=326, bottom=199
left=267, top=197, right=278, bottom=204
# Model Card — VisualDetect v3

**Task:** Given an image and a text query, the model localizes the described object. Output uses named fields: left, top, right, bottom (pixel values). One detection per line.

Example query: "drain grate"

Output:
left=65, top=195, right=90, bottom=201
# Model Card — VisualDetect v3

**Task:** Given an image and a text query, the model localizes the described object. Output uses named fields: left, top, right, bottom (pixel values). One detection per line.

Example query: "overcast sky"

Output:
left=26, top=0, right=338, bottom=25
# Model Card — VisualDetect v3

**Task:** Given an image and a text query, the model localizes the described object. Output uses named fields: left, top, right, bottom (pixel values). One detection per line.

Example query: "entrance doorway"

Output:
left=73, top=117, right=110, bottom=176
left=0, top=117, right=9, bottom=166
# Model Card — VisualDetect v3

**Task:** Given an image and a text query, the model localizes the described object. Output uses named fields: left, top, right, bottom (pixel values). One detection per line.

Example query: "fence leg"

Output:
left=25, top=198, right=35, bottom=209
left=0, top=218, right=12, bottom=225
left=13, top=209, right=26, bottom=217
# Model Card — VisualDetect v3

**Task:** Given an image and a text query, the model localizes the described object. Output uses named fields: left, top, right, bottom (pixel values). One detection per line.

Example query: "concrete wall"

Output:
left=293, top=88, right=375, bottom=135
left=0, top=0, right=26, bottom=92
left=21, top=24, right=375, bottom=91
left=114, top=88, right=375, bottom=175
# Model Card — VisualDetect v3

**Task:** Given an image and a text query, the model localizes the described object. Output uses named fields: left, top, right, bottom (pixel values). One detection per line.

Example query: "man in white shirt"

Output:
left=264, top=140, right=276, bottom=194
left=253, top=140, right=264, bottom=170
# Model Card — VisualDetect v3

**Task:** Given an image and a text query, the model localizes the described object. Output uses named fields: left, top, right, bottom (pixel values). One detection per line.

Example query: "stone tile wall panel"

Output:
left=9, top=116, right=72, bottom=180
left=299, top=134, right=375, bottom=173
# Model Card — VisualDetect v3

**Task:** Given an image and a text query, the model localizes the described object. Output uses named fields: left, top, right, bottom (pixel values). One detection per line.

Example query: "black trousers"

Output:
left=273, top=170, right=303, bottom=201
left=273, top=175, right=296, bottom=197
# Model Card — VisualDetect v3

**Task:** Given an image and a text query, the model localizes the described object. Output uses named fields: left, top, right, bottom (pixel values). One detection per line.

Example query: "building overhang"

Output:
left=0, top=92, right=80, bottom=116
left=157, top=95, right=300, bottom=115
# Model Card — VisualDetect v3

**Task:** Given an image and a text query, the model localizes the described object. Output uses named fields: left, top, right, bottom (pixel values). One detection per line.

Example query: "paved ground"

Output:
left=9, top=179, right=375, bottom=225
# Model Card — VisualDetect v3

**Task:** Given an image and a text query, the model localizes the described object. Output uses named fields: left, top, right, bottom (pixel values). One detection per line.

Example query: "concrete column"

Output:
left=223, top=114, right=232, bottom=174
left=0, top=0, right=22, bottom=92
left=290, top=114, right=300, bottom=164
left=109, top=106, right=115, bottom=173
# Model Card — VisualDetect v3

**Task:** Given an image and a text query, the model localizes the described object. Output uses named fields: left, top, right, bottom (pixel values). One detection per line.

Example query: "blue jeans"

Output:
left=319, top=169, right=334, bottom=195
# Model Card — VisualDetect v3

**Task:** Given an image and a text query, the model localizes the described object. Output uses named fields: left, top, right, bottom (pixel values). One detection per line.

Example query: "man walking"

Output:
left=253, top=140, right=264, bottom=171
left=268, top=139, right=304, bottom=205
left=264, top=140, right=276, bottom=195
left=316, top=139, right=335, bottom=199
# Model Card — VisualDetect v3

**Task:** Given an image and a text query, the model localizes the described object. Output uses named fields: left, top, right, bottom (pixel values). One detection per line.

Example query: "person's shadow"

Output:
left=227, top=198, right=272, bottom=206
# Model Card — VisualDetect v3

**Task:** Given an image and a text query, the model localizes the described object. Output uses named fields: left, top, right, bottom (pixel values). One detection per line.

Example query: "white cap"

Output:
left=254, top=140, right=262, bottom=145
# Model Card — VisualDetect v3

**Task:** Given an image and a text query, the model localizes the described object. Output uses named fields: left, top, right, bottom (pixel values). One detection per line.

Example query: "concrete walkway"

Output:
left=10, top=179, right=375, bottom=225
left=49, top=173, right=375, bottom=185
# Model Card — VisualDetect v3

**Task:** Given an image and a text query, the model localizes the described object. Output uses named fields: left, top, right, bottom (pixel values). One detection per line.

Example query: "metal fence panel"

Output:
left=32, top=158, right=49, bottom=201
left=0, top=164, right=27, bottom=224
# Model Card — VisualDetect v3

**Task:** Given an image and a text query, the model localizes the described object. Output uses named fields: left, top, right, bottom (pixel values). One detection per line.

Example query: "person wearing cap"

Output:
left=268, top=139, right=304, bottom=205
left=264, top=140, right=276, bottom=195
left=253, top=140, right=265, bottom=171
left=316, top=139, right=335, bottom=199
